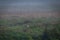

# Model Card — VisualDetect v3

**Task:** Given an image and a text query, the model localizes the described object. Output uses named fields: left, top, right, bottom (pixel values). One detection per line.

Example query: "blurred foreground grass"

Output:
left=0, top=17, right=60, bottom=40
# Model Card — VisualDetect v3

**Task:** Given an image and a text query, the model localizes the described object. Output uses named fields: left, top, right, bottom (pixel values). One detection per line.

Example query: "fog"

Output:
left=0, top=0, right=60, bottom=12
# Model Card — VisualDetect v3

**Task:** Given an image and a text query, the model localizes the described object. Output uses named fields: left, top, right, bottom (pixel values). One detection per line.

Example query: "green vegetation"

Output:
left=0, top=17, right=60, bottom=40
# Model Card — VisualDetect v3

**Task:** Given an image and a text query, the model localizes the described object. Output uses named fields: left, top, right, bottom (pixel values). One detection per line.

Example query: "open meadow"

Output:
left=0, top=16, right=60, bottom=40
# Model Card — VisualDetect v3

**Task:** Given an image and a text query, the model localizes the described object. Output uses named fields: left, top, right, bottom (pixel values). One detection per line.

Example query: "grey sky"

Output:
left=0, top=0, right=60, bottom=13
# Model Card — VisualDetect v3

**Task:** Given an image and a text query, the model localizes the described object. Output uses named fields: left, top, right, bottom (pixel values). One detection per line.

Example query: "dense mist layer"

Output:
left=0, top=0, right=60, bottom=17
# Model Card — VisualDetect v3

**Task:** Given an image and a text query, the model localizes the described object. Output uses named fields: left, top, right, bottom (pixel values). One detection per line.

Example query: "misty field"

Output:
left=0, top=17, right=60, bottom=40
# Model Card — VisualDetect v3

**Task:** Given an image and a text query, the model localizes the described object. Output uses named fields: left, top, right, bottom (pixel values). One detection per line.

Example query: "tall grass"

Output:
left=0, top=17, right=60, bottom=40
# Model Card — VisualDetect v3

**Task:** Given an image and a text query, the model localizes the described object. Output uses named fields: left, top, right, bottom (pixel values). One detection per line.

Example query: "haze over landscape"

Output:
left=0, top=0, right=60, bottom=40
left=0, top=0, right=60, bottom=18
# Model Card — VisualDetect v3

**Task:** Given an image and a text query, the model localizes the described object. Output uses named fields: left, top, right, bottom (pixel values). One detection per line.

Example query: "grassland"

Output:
left=0, top=17, right=60, bottom=40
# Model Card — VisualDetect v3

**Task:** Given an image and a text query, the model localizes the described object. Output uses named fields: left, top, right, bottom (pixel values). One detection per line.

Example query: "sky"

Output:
left=0, top=0, right=60, bottom=14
